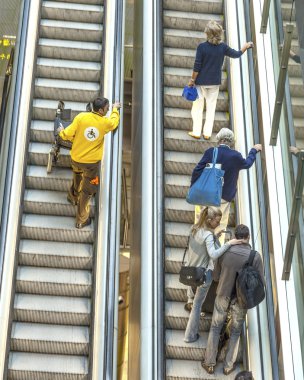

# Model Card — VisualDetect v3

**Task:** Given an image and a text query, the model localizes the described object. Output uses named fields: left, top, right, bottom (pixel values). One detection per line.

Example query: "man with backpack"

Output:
left=201, top=224, right=265, bottom=375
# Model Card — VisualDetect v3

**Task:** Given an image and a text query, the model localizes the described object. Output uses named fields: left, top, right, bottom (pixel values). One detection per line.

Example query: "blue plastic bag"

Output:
left=186, top=148, right=225, bottom=206
left=182, top=86, right=198, bottom=101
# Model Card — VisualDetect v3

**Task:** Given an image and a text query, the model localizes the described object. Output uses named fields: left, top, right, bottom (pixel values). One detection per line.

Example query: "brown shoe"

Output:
left=184, top=302, right=193, bottom=312
left=203, top=135, right=211, bottom=140
left=201, top=362, right=215, bottom=374
left=223, top=364, right=236, bottom=375
left=67, top=193, right=78, bottom=206
left=188, top=132, right=200, bottom=139
left=76, top=217, right=92, bottom=229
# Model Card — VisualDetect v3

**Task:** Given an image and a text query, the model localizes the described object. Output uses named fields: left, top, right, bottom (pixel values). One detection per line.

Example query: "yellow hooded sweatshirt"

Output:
left=59, top=108, right=120, bottom=163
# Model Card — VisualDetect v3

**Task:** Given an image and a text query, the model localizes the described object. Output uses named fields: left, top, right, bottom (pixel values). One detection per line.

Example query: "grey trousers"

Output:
left=204, top=295, right=247, bottom=370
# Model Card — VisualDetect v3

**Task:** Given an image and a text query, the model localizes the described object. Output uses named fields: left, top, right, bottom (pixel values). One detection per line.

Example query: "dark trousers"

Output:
left=69, top=159, right=99, bottom=224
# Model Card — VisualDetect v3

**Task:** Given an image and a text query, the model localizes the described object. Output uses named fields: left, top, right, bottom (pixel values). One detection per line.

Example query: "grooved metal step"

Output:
left=38, top=38, right=102, bottom=62
left=24, top=189, right=94, bottom=217
left=26, top=165, right=72, bottom=191
left=33, top=98, right=87, bottom=121
left=163, top=10, right=223, bottom=32
left=35, top=78, right=99, bottom=102
left=8, top=352, right=88, bottom=380
left=16, top=266, right=92, bottom=297
left=42, top=1, right=104, bottom=24
left=14, top=294, right=91, bottom=326
left=164, top=129, right=217, bottom=153
left=11, top=322, right=90, bottom=355
left=21, top=214, right=94, bottom=243
left=164, top=151, right=201, bottom=175
left=164, top=107, right=229, bottom=132
left=36, top=58, right=102, bottom=82
left=166, top=301, right=212, bottom=331
left=165, top=197, right=194, bottom=223
left=163, top=0, right=223, bottom=14
left=18, top=240, right=93, bottom=270
left=164, top=87, right=229, bottom=111
left=166, top=359, right=240, bottom=380
left=164, top=67, right=227, bottom=89
left=28, top=141, right=70, bottom=168
left=40, top=19, right=103, bottom=43
left=166, top=330, right=242, bottom=362
left=165, top=174, right=191, bottom=198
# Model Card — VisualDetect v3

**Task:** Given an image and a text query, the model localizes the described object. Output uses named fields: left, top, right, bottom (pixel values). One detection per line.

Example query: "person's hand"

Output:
left=290, top=146, right=300, bottom=155
left=113, top=102, right=121, bottom=109
left=246, top=41, right=254, bottom=49
left=227, top=239, right=245, bottom=245
left=253, top=144, right=262, bottom=152
left=215, top=229, right=225, bottom=238
left=188, top=79, right=195, bottom=87
left=57, top=125, right=64, bottom=133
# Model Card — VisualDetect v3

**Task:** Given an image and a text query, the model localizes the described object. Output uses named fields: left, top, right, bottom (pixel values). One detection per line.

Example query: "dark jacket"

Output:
left=193, top=41, right=243, bottom=86
left=213, top=243, right=265, bottom=298
left=190, top=145, right=258, bottom=202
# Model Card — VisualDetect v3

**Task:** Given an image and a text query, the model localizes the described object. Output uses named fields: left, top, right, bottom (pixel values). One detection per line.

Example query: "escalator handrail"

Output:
left=90, top=0, right=125, bottom=378
left=273, top=0, right=304, bottom=269
left=0, top=47, right=15, bottom=152
left=242, top=1, right=280, bottom=379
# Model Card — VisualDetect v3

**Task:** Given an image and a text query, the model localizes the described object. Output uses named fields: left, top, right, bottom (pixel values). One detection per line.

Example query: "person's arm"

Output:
left=205, top=233, right=231, bottom=260
left=290, top=146, right=302, bottom=156
left=104, top=103, right=121, bottom=133
left=188, top=45, right=203, bottom=86
left=59, top=114, right=80, bottom=141
left=225, top=42, right=253, bottom=58
left=237, top=144, right=262, bottom=169
left=190, top=150, right=210, bottom=185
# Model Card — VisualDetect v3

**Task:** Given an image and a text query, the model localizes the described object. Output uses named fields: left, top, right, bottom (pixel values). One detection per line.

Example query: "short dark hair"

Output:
left=235, top=224, right=250, bottom=240
left=92, top=97, right=109, bottom=112
left=235, top=370, right=254, bottom=380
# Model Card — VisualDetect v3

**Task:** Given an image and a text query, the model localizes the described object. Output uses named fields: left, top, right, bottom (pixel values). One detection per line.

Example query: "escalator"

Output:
left=6, top=1, right=104, bottom=378
left=281, top=0, right=304, bottom=153
left=162, top=1, right=242, bottom=378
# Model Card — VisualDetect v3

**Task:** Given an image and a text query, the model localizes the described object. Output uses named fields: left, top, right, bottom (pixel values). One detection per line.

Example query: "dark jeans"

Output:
left=204, top=295, right=247, bottom=370
left=69, top=159, right=99, bottom=224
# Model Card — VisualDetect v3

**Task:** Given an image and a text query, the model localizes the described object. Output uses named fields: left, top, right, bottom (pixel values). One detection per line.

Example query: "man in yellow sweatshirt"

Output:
left=59, top=97, right=121, bottom=228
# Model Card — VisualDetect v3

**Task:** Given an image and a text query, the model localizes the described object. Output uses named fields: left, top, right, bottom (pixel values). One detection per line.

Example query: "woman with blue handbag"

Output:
left=187, top=21, right=253, bottom=140
left=184, top=207, right=243, bottom=343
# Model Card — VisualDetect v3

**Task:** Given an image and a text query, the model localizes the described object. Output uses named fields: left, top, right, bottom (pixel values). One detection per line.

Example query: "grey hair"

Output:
left=204, top=21, right=223, bottom=45
left=216, top=128, right=234, bottom=144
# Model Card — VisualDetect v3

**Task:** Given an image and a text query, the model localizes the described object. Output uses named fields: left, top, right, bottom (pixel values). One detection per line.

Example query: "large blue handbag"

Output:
left=186, top=148, right=225, bottom=206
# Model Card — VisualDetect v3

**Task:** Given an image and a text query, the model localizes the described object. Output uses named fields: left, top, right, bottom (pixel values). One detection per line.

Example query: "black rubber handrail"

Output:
left=242, top=1, right=280, bottom=379
left=0, top=47, right=14, bottom=154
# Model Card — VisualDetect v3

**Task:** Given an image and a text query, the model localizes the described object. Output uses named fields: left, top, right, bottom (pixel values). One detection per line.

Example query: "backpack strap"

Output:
left=181, top=235, right=190, bottom=265
left=248, top=250, right=256, bottom=266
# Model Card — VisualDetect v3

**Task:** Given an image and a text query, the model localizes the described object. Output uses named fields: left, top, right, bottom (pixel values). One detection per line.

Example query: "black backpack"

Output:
left=236, top=250, right=265, bottom=309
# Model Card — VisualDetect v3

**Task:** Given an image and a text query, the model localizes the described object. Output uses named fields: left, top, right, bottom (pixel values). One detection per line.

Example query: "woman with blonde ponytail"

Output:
left=184, top=207, right=243, bottom=343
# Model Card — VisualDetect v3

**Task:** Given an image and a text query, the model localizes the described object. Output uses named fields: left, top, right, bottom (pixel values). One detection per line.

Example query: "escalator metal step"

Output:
left=16, top=266, right=92, bottom=297
left=36, top=57, right=101, bottom=82
left=166, top=359, right=240, bottom=380
left=42, top=1, right=104, bottom=24
left=14, top=294, right=91, bottom=326
left=40, top=19, right=103, bottom=42
left=8, top=352, right=88, bottom=380
left=164, top=129, right=216, bottom=153
left=163, top=0, right=223, bottom=13
left=21, top=214, right=94, bottom=243
left=11, top=322, right=89, bottom=355
left=33, top=98, right=88, bottom=121
left=26, top=165, right=72, bottom=192
left=163, top=10, right=223, bottom=32
left=38, top=38, right=102, bottom=62
left=19, top=239, right=93, bottom=270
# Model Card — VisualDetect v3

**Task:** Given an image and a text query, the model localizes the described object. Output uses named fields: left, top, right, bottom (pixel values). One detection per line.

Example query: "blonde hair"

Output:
left=205, top=21, right=223, bottom=45
left=191, top=206, right=222, bottom=236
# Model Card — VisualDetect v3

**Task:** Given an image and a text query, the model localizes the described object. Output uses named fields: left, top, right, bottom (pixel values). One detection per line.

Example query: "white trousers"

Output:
left=194, top=199, right=231, bottom=245
left=190, top=85, right=220, bottom=137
